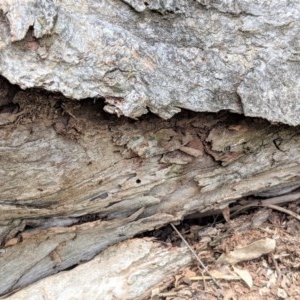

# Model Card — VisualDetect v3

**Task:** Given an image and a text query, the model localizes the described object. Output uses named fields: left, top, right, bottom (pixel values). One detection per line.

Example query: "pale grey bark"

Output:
left=5, top=238, right=192, bottom=300
left=0, top=88, right=300, bottom=296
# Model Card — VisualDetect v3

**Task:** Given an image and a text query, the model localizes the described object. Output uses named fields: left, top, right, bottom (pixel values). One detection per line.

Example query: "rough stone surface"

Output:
left=0, top=0, right=300, bottom=125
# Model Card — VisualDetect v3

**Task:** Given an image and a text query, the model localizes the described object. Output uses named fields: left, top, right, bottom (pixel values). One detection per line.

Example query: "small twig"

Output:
left=170, top=223, right=222, bottom=290
left=200, top=268, right=207, bottom=291
left=261, top=192, right=300, bottom=205
left=170, top=223, right=206, bottom=270
left=231, top=203, right=300, bottom=222
left=271, top=253, right=281, bottom=279
left=157, top=292, right=182, bottom=297
left=186, top=192, right=300, bottom=221
left=262, top=204, right=300, bottom=222
left=230, top=192, right=300, bottom=219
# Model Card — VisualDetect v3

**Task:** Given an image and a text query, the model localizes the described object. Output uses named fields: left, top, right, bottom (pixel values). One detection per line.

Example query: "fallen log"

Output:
left=4, top=238, right=193, bottom=300
left=0, top=88, right=300, bottom=295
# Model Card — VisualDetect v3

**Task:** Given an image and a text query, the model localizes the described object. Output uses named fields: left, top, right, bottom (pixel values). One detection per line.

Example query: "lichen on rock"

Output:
left=0, top=0, right=299, bottom=125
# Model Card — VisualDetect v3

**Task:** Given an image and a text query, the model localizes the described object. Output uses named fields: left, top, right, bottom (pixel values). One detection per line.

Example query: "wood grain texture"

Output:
left=0, top=90, right=300, bottom=295
left=5, top=238, right=193, bottom=300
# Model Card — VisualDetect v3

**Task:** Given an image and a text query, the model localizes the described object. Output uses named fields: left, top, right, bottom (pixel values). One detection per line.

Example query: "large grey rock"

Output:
left=0, top=0, right=300, bottom=125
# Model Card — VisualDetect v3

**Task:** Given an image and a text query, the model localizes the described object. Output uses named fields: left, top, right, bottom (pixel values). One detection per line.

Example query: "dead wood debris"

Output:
left=151, top=197, right=300, bottom=300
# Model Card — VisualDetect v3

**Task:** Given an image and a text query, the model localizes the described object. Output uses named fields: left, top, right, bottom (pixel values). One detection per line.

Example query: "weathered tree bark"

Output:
left=0, top=87, right=300, bottom=296
left=1, top=0, right=300, bottom=297
left=4, top=238, right=193, bottom=300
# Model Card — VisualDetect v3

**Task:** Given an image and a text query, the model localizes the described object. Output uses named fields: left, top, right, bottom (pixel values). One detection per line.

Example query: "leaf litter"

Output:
left=149, top=196, right=300, bottom=300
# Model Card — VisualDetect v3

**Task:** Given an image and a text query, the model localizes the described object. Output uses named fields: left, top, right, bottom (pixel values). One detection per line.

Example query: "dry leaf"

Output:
left=190, top=267, right=240, bottom=281
left=222, top=206, right=231, bottom=222
left=277, top=288, right=288, bottom=299
left=232, top=266, right=253, bottom=289
left=183, top=268, right=197, bottom=278
left=217, top=238, right=276, bottom=265
left=4, top=237, right=19, bottom=247
left=174, top=274, right=182, bottom=288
